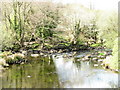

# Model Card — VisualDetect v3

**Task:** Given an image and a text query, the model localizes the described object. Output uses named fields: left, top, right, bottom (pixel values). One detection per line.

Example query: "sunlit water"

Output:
left=53, top=54, right=118, bottom=88
left=0, top=52, right=119, bottom=88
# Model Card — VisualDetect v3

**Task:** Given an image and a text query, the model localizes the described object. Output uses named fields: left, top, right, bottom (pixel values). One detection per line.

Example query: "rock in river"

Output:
left=94, top=64, right=99, bottom=67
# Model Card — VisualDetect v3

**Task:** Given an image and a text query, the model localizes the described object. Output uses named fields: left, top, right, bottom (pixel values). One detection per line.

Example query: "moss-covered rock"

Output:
left=0, top=58, right=9, bottom=67
left=5, top=53, right=26, bottom=65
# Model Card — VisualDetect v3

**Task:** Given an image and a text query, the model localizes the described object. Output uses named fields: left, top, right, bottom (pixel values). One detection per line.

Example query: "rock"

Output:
left=27, top=75, right=31, bottom=78
left=106, top=52, right=112, bottom=55
left=98, top=55, right=105, bottom=59
left=93, top=55, right=98, bottom=58
left=72, top=52, right=77, bottom=56
left=63, top=54, right=67, bottom=58
left=103, top=55, right=112, bottom=65
left=13, top=53, right=25, bottom=58
left=105, top=49, right=112, bottom=52
left=91, top=53, right=95, bottom=55
left=20, top=50, right=27, bottom=55
left=7, top=55, right=14, bottom=59
left=21, top=62, right=24, bottom=64
left=77, top=59, right=81, bottom=61
left=101, top=63, right=104, bottom=66
left=44, top=54, right=48, bottom=57
left=94, top=52, right=98, bottom=55
left=92, top=58, right=98, bottom=61
left=0, top=58, right=9, bottom=67
left=104, top=52, right=107, bottom=55
left=40, top=53, right=44, bottom=56
left=87, top=55, right=91, bottom=58
left=97, top=55, right=101, bottom=58
left=105, top=65, right=109, bottom=69
left=100, top=55, right=106, bottom=59
left=94, top=64, right=98, bottom=67
left=50, top=50, right=54, bottom=53
left=58, top=49, right=63, bottom=53
left=27, top=50, right=33, bottom=55
left=115, top=69, right=118, bottom=72
left=98, top=59, right=103, bottom=62
left=82, top=57, right=89, bottom=61
left=31, top=54, right=39, bottom=57
left=33, top=50, right=40, bottom=54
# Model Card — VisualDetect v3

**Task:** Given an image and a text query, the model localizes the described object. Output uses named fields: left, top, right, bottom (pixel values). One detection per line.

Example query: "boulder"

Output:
left=0, top=58, right=9, bottom=67
left=94, top=64, right=98, bottom=67
left=31, top=54, right=39, bottom=57
left=92, top=58, right=98, bottom=61
left=98, top=59, right=103, bottom=62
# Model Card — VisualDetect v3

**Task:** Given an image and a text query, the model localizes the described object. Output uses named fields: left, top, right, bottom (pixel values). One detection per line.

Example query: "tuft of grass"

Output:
left=5, top=53, right=25, bottom=64
left=99, top=53, right=105, bottom=56
left=90, top=43, right=102, bottom=47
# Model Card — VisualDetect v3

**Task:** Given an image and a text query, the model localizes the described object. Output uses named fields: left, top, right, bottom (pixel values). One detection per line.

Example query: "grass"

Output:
left=90, top=43, right=102, bottom=47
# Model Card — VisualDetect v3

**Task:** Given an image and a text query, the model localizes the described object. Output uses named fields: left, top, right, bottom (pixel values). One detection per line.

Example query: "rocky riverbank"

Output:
left=0, top=46, right=118, bottom=73
left=75, top=47, right=118, bottom=72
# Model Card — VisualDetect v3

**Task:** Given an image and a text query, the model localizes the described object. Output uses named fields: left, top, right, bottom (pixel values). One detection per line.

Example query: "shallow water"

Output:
left=53, top=54, right=118, bottom=88
left=1, top=52, right=119, bottom=88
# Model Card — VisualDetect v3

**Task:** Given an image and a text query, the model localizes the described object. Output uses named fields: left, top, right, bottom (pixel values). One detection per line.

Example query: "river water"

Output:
left=0, top=52, right=119, bottom=88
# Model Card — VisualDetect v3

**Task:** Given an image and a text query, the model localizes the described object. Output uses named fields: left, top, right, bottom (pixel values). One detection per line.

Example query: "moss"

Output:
left=90, top=43, right=102, bottom=47
left=31, top=43, right=39, bottom=48
left=5, top=53, right=25, bottom=64
left=0, top=51, right=12, bottom=58
left=99, top=53, right=105, bottom=56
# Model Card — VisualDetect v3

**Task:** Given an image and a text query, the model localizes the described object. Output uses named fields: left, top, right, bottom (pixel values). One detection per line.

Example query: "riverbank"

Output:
left=0, top=45, right=118, bottom=73
left=2, top=53, right=118, bottom=88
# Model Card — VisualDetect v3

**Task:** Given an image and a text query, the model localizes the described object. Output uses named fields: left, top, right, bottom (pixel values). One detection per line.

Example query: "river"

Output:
left=0, top=51, right=119, bottom=88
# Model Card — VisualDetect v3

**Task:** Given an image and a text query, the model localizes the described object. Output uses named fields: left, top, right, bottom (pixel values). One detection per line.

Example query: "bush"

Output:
left=97, top=11, right=118, bottom=49
left=103, top=38, right=119, bottom=70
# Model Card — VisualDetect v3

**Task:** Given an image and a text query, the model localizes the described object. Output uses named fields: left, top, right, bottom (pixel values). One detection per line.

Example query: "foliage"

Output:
left=108, top=38, right=119, bottom=70
left=29, top=2, right=61, bottom=48
left=90, top=43, right=102, bottom=47
left=1, top=1, right=34, bottom=49
left=97, top=11, right=118, bottom=48
left=1, top=2, right=118, bottom=72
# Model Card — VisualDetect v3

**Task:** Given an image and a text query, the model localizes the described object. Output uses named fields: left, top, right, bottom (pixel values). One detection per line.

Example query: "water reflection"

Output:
left=1, top=53, right=119, bottom=88
left=2, top=56, right=60, bottom=88
left=53, top=54, right=118, bottom=88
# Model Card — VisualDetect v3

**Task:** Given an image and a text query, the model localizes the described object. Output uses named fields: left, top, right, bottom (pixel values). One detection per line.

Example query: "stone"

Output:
left=21, top=50, right=27, bottom=55
left=0, top=58, right=9, bottom=67
left=40, top=53, right=44, bottom=56
left=101, top=63, right=104, bottom=66
left=77, top=59, right=80, bottom=61
left=82, top=57, right=89, bottom=61
left=94, top=64, right=98, bottom=67
left=27, top=75, right=31, bottom=78
left=100, top=56, right=106, bottom=59
left=92, top=58, right=98, bottom=61
left=106, top=52, right=112, bottom=55
left=58, top=49, right=63, bottom=53
left=14, top=53, right=25, bottom=58
left=87, top=55, right=91, bottom=58
left=21, top=62, right=24, bottom=64
left=31, top=54, right=39, bottom=57
left=98, top=59, right=103, bottom=62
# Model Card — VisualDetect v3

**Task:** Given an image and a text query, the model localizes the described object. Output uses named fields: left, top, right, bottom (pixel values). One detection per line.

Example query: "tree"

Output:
left=2, top=1, right=33, bottom=49
left=29, top=2, right=60, bottom=48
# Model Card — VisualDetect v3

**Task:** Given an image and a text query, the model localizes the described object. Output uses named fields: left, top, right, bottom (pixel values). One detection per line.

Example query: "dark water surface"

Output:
left=1, top=52, right=119, bottom=88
